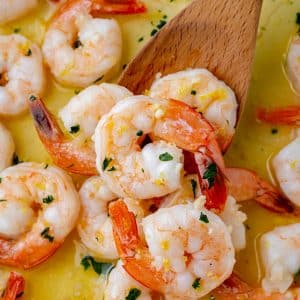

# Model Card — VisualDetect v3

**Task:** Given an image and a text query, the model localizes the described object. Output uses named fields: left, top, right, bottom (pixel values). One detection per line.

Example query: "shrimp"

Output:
left=109, top=199, right=235, bottom=298
left=0, top=123, right=14, bottom=172
left=29, top=83, right=131, bottom=175
left=1, top=272, right=25, bottom=300
left=104, top=260, right=152, bottom=300
left=225, top=167, right=295, bottom=214
left=95, top=96, right=227, bottom=210
left=260, top=223, right=300, bottom=294
left=0, top=1, right=38, bottom=24
left=42, top=0, right=146, bottom=87
left=0, top=162, right=80, bottom=269
left=149, top=69, right=238, bottom=151
left=0, top=34, right=45, bottom=116
left=77, top=176, right=144, bottom=260
left=286, top=35, right=300, bottom=94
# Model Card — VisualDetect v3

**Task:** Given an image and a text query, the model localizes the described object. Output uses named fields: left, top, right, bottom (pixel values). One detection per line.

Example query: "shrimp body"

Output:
left=109, top=200, right=235, bottom=298
left=95, top=96, right=226, bottom=208
left=0, top=162, right=80, bottom=269
left=286, top=35, right=300, bottom=94
left=272, top=138, right=300, bottom=207
left=78, top=176, right=144, bottom=260
left=0, top=34, right=45, bottom=115
left=149, top=69, right=238, bottom=151
left=59, top=83, right=132, bottom=137
left=0, top=123, right=14, bottom=172
left=260, top=223, right=300, bottom=294
left=42, top=0, right=123, bottom=87
left=105, top=260, right=151, bottom=300
left=0, top=0, right=37, bottom=24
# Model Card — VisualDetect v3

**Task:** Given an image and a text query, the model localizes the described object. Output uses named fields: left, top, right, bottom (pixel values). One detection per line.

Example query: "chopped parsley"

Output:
left=44, top=164, right=49, bottom=169
left=74, top=89, right=81, bottom=95
left=73, top=39, right=82, bottom=49
left=25, top=48, right=32, bottom=56
left=102, top=157, right=113, bottom=171
left=94, top=75, right=104, bottom=83
left=12, top=153, right=23, bottom=165
left=138, top=36, right=144, bottom=42
left=157, top=19, right=167, bottom=29
left=40, top=227, right=54, bottom=242
left=199, top=212, right=209, bottom=223
left=294, top=269, right=300, bottom=284
left=203, top=163, right=217, bottom=188
left=141, top=168, right=144, bottom=173
left=29, top=95, right=37, bottom=101
left=69, top=124, right=80, bottom=134
left=191, top=179, right=197, bottom=198
left=80, top=256, right=114, bottom=275
left=122, top=64, right=127, bottom=70
left=43, top=195, right=54, bottom=204
left=0, top=199, right=7, bottom=202
left=192, top=277, right=201, bottom=290
left=108, top=166, right=116, bottom=172
left=271, top=128, right=278, bottom=134
left=136, top=130, right=143, bottom=136
left=150, top=29, right=158, bottom=36
left=191, top=90, right=197, bottom=95
left=163, top=15, right=168, bottom=19
left=159, top=152, right=173, bottom=161
left=125, top=288, right=141, bottom=300
left=296, top=12, right=300, bottom=26
left=13, top=28, right=21, bottom=33
left=0, top=177, right=2, bottom=183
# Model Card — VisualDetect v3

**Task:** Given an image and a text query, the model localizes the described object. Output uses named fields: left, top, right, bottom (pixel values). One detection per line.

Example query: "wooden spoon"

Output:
left=118, top=0, right=262, bottom=121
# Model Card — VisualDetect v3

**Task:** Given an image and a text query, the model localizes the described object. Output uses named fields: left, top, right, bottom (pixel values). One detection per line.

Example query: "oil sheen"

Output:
left=0, top=0, right=299, bottom=299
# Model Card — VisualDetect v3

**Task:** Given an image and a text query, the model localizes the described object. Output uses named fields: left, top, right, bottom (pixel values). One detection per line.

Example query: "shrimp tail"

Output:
left=257, top=106, right=300, bottom=126
left=2, top=272, right=25, bottom=300
left=28, top=97, right=97, bottom=176
left=109, top=199, right=167, bottom=292
left=91, top=0, right=147, bottom=15
left=225, top=168, right=295, bottom=214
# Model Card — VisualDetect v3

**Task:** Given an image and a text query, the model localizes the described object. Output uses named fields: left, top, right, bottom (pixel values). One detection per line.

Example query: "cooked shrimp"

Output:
left=104, top=260, right=151, bottom=300
left=286, top=35, right=300, bottom=94
left=0, top=1, right=38, bottom=24
left=225, top=167, right=295, bottom=214
left=42, top=0, right=146, bottom=87
left=78, top=176, right=144, bottom=260
left=59, top=83, right=132, bottom=138
left=260, top=223, right=300, bottom=294
left=1, top=272, right=25, bottom=300
left=0, top=162, right=80, bottom=269
left=0, top=123, right=14, bottom=172
left=109, top=199, right=235, bottom=298
left=95, top=96, right=227, bottom=209
left=0, top=34, right=45, bottom=116
left=29, top=84, right=131, bottom=175
left=149, top=69, right=238, bottom=151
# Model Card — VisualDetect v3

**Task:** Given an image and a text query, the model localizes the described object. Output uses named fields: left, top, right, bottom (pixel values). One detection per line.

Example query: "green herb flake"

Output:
left=125, top=288, right=141, bottom=300
left=29, top=95, right=37, bottom=101
left=191, top=90, right=197, bottom=95
left=163, top=15, right=168, bottom=19
left=0, top=199, right=7, bottom=202
left=94, top=75, right=104, bottom=83
left=44, top=164, right=49, bottom=169
left=157, top=19, right=167, bottom=29
left=13, top=28, right=21, bottom=33
left=136, top=130, right=143, bottom=136
left=159, top=152, right=173, bottom=161
left=122, top=64, right=127, bottom=70
left=25, top=48, right=32, bottom=56
left=40, top=227, right=54, bottom=242
left=150, top=29, right=158, bottom=36
left=43, top=195, right=54, bottom=204
left=192, top=278, right=201, bottom=290
left=12, top=153, right=23, bottom=165
left=141, top=168, right=144, bottom=173
left=199, top=212, right=209, bottom=223
left=0, top=178, right=2, bottom=183
left=191, top=179, right=197, bottom=198
left=102, top=157, right=113, bottom=171
left=271, top=128, right=278, bottom=134
left=138, top=36, right=144, bottom=42
left=73, top=39, right=82, bottom=49
left=74, top=89, right=81, bottom=95
left=294, top=269, right=300, bottom=283
left=108, top=166, right=116, bottom=172
left=296, top=12, right=300, bottom=26
left=69, top=124, right=80, bottom=134
left=80, top=256, right=114, bottom=275
left=203, top=163, right=217, bottom=188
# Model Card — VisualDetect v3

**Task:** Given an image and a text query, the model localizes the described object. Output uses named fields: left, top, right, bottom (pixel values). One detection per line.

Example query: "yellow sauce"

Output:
left=0, top=0, right=299, bottom=299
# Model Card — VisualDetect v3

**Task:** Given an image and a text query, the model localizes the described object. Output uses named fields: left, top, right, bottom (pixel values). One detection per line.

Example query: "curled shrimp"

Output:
left=0, top=34, right=45, bottom=116
left=42, top=0, right=146, bottom=87
left=0, top=1, right=38, bottom=24
left=28, top=83, right=131, bottom=175
left=286, top=35, right=300, bottom=94
left=225, top=167, right=295, bottom=214
left=77, top=176, right=144, bottom=260
left=0, top=162, right=80, bottom=269
left=0, top=123, right=14, bottom=172
left=149, top=69, right=238, bottom=151
left=105, top=260, right=152, bottom=300
left=1, top=272, right=25, bottom=300
left=109, top=199, right=235, bottom=298
left=95, top=96, right=227, bottom=209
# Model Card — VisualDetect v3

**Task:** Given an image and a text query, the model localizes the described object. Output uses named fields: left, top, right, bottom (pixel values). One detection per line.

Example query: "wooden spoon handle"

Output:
left=119, top=0, right=262, bottom=117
